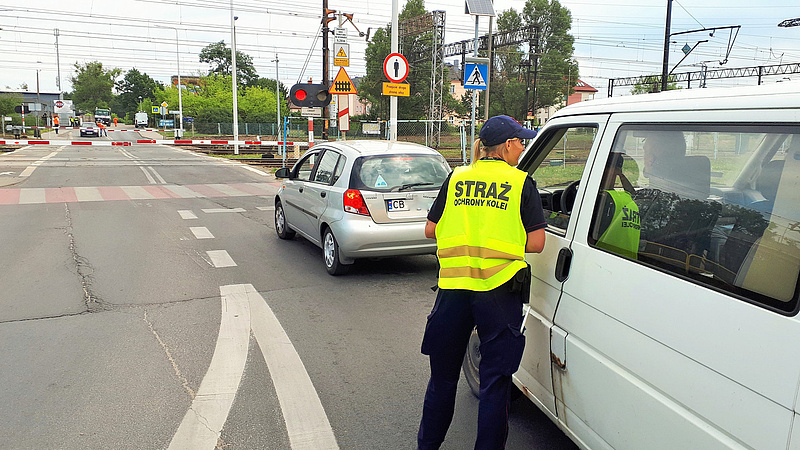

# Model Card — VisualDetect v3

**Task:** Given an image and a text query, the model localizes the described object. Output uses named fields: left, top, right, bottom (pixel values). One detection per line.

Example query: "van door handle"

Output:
left=555, top=247, right=572, bottom=282
left=320, top=191, right=326, bottom=198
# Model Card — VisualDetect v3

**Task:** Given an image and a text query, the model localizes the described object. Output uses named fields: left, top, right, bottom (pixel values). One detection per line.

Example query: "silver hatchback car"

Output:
left=274, top=140, right=451, bottom=275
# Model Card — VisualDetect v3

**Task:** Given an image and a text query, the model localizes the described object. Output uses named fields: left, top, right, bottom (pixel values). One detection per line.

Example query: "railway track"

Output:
left=230, top=157, right=468, bottom=168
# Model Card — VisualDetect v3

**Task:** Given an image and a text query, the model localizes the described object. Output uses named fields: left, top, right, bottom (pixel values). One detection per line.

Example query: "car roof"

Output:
left=318, top=140, right=442, bottom=157
left=553, top=81, right=800, bottom=119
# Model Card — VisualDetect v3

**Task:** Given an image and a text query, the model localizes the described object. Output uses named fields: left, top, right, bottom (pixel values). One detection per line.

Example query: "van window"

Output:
left=588, top=125, right=800, bottom=314
left=525, top=126, right=598, bottom=231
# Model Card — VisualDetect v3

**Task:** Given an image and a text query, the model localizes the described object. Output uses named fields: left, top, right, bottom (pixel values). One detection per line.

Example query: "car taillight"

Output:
left=343, top=189, right=370, bottom=216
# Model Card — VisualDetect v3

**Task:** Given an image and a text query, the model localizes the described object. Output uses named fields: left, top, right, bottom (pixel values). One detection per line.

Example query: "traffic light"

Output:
left=14, top=105, right=30, bottom=114
left=289, top=83, right=332, bottom=108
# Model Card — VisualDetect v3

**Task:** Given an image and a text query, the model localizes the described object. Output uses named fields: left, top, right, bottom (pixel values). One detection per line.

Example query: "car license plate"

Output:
left=387, top=199, right=407, bottom=211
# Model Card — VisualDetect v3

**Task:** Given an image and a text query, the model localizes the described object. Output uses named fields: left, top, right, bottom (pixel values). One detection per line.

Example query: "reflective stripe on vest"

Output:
left=436, top=161, right=528, bottom=291
left=595, top=190, right=640, bottom=259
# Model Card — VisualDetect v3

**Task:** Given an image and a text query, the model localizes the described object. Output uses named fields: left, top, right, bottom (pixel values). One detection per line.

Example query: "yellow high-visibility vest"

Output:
left=436, top=161, right=528, bottom=291
left=595, top=190, right=640, bottom=259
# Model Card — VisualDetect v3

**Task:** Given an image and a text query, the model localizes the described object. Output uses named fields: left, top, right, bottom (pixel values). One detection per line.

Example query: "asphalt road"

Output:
left=0, top=129, right=577, bottom=449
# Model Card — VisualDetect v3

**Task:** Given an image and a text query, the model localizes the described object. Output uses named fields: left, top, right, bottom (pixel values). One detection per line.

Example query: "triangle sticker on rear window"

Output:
left=375, top=175, right=388, bottom=188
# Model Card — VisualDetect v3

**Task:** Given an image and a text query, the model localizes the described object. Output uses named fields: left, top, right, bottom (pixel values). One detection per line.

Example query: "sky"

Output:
left=1, top=0, right=799, bottom=98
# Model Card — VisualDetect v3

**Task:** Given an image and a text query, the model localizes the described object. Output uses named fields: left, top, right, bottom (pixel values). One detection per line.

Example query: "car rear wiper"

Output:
left=396, top=182, right=435, bottom=191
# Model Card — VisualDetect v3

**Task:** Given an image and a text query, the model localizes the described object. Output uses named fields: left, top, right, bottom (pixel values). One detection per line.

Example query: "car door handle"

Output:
left=320, top=191, right=326, bottom=198
left=555, top=247, right=573, bottom=282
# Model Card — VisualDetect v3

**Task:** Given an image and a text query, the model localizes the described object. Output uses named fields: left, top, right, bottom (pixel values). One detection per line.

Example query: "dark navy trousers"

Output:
left=418, top=284, right=526, bottom=450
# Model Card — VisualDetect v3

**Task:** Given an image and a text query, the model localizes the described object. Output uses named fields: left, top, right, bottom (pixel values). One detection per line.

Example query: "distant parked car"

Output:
left=79, top=122, right=99, bottom=137
left=274, top=140, right=451, bottom=275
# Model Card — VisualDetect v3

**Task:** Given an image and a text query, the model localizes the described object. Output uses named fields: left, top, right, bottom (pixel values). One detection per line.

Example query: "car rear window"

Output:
left=349, top=154, right=451, bottom=192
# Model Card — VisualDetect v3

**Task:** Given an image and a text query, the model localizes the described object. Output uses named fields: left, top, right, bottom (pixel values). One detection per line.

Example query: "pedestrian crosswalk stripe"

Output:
left=0, top=182, right=280, bottom=206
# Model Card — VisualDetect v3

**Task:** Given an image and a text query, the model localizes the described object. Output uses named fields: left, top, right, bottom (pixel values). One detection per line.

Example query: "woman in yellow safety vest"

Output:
left=418, top=115, right=547, bottom=449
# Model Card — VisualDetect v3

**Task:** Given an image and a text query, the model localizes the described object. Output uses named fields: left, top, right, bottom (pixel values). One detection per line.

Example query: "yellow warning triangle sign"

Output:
left=336, top=47, right=347, bottom=58
left=331, top=67, right=357, bottom=94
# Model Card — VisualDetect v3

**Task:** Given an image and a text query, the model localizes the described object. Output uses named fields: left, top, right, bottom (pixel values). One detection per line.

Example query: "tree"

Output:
left=0, top=93, right=23, bottom=116
left=630, top=75, right=681, bottom=95
left=359, top=0, right=434, bottom=120
left=0, top=92, right=24, bottom=126
left=199, top=41, right=259, bottom=86
left=70, top=61, right=120, bottom=114
left=521, top=0, right=578, bottom=114
left=113, top=68, right=163, bottom=117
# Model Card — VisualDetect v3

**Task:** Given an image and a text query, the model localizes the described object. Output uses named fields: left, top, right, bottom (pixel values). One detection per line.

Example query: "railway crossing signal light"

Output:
left=289, top=83, right=332, bottom=108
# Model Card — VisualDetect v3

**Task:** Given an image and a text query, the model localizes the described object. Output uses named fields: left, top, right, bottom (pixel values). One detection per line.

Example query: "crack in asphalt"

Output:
left=143, top=309, right=196, bottom=400
left=64, top=203, right=111, bottom=313
left=0, top=295, right=220, bottom=324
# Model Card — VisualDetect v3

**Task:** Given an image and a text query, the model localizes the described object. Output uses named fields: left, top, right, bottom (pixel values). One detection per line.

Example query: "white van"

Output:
left=462, top=83, right=800, bottom=449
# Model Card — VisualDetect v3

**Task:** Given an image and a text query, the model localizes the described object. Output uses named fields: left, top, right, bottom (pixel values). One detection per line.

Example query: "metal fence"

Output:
left=185, top=119, right=472, bottom=161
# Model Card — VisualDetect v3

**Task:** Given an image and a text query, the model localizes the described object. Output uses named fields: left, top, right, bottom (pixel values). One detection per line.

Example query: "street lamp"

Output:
left=138, top=96, right=143, bottom=111
left=156, top=25, right=184, bottom=139
left=231, top=12, right=240, bottom=154
left=35, top=61, right=42, bottom=137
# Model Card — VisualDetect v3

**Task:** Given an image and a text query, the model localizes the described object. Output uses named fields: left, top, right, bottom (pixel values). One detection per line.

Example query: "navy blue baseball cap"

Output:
left=479, top=115, right=537, bottom=147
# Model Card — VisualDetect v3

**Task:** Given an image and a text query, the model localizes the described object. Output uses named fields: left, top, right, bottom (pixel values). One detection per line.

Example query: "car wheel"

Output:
left=323, top=227, right=350, bottom=275
left=462, top=327, right=522, bottom=400
left=274, top=201, right=295, bottom=240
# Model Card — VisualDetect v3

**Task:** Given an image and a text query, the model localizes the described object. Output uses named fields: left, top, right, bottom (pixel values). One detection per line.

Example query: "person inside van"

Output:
left=642, top=130, right=710, bottom=199
left=642, top=131, right=686, bottom=185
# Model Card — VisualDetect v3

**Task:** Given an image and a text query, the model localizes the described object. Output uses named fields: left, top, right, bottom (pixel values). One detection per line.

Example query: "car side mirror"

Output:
left=275, top=167, right=291, bottom=179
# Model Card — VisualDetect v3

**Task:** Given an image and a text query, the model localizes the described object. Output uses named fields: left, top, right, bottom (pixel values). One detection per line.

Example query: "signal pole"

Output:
left=322, top=2, right=335, bottom=140
left=660, top=0, right=673, bottom=92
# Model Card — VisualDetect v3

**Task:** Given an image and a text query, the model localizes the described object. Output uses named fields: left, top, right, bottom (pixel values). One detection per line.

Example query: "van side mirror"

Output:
left=275, top=167, right=291, bottom=179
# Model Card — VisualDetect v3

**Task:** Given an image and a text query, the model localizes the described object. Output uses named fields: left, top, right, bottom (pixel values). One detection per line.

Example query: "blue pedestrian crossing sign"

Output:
left=464, top=62, right=488, bottom=90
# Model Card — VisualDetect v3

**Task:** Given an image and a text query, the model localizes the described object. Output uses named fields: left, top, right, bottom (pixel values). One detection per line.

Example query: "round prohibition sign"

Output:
left=383, top=53, right=409, bottom=83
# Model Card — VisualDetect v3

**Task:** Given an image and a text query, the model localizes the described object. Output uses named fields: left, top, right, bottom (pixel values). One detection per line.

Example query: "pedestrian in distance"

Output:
left=418, top=115, right=547, bottom=449
left=97, top=121, right=107, bottom=137
left=113, top=117, right=118, bottom=127
left=53, top=115, right=59, bottom=134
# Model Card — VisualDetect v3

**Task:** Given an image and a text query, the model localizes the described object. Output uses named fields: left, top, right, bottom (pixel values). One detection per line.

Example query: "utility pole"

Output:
left=54, top=29, right=62, bottom=100
left=484, top=17, right=493, bottom=120
left=661, top=0, right=673, bottom=92
left=390, top=0, right=399, bottom=141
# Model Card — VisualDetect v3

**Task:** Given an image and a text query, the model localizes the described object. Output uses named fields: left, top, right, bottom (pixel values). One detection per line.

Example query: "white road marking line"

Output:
left=190, top=227, right=215, bottom=239
left=167, top=285, right=251, bottom=450
left=18, top=150, right=60, bottom=177
left=120, top=186, right=156, bottom=200
left=201, top=208, right=246, bottom=214
left=148, top=166, right=167, bottom=184
left=178, top=210, right=198, bottom=220
left=206, top=250, right=236, bottom=268
left=74, top=187, right=104, bottom=202
left=19, top=166, right=36, bottom=177
left=18, top=188, right=46, bottom=204
left=240, top=164, right=270, bottom=176
left=256, top=206, right=275, bottom=211
left=248, top=285, right=339, bottom=449
left=139, top=166, right=157, bottom=184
